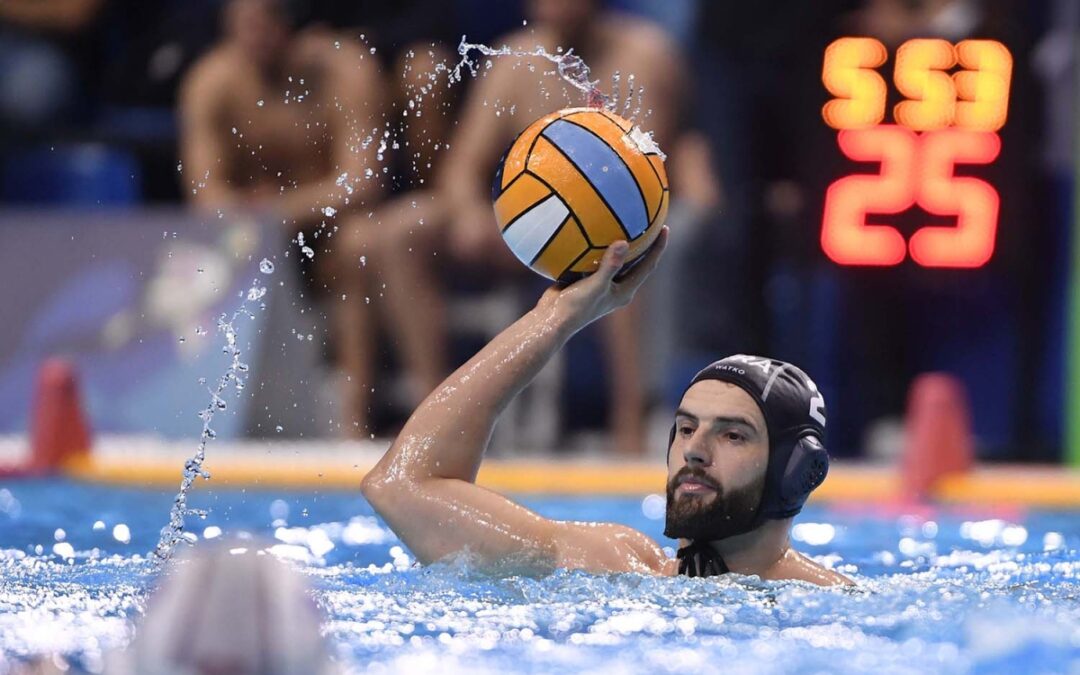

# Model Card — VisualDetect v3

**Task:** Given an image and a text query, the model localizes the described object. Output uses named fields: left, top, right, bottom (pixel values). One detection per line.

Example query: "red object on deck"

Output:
left=902, top=373, right=974, bottom=499
left=27, top=358, right=92, bottom=474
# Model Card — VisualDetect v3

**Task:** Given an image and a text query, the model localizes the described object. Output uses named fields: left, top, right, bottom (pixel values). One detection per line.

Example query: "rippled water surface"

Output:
left=0, top=479, right=1077, bottom=673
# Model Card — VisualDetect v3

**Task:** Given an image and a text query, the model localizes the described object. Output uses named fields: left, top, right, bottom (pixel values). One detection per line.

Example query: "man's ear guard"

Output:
left=774, top=434, right=830, bottom=517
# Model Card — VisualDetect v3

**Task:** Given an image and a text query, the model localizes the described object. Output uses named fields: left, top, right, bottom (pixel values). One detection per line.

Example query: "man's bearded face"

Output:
left=663, top=380, right=769, bottom=542
left=663, top=464, right=764, bottom=540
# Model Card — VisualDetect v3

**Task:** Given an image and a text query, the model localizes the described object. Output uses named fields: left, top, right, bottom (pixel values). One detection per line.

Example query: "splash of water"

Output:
left=452, top=38, right=659, bottom=156
left=153, top=36, right=661, bottom=559
left=151, top=261, right=274, bottom=562
left=453, top=38, right=645, bottom=119
left=455, top=39, right=610, bottom=108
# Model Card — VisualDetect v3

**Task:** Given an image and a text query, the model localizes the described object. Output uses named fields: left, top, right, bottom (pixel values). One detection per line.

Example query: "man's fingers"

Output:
left=596, top=240, right=630, bottom=283
left=616, top=226, right=669, bottom=291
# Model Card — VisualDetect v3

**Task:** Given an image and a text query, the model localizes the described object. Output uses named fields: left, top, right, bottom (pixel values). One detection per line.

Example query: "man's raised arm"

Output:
left=361, top=230, right=670, bottom=572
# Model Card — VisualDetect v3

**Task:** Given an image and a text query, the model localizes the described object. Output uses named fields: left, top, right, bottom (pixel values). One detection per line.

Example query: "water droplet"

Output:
left=275, top=425, right=283, bottom=433
left=359, top=255, right=367, bottom=267
left=178, top=337, right=186, bottom=344
left=301, top=246, right=315, bottom=259
left=256, top=99, right=264, bottom=107
left=112, top=523, right=131, bottom=544
left=247, top=286, right=267, bottom=301
left=322, top=206, right=337, bottom=217
left=259, top=258, right=275, bottom=274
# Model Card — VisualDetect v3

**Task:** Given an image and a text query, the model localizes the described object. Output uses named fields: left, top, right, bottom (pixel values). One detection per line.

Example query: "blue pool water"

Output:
left=0, top=479, right=1077, bottom=673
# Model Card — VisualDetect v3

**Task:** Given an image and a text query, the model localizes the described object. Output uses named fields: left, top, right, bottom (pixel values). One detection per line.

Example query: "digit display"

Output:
left=821, top=38, right=1012, bottom=267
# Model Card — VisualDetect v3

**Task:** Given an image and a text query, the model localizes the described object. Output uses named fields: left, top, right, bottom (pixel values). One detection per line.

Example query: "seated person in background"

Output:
left=179, top=0, right=386, bottom=435
left=376, top=0, right=685, bottom=455
left=361, top=231, right=852, bottom=586
left=304, top=0, right=460, bottom=187
left=301, top=0, right=462, bottom=432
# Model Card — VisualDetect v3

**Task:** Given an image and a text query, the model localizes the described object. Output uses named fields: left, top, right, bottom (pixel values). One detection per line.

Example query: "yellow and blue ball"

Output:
left=491, top=107, right=670, bottom=282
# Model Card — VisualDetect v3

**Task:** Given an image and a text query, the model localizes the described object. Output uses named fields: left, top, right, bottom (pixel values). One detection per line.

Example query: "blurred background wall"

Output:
left=0, top=0, right=1074, bottom=463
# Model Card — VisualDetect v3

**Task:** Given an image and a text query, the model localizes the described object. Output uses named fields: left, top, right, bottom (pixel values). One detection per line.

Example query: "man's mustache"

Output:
left=669, top=466, right=722, bottom=493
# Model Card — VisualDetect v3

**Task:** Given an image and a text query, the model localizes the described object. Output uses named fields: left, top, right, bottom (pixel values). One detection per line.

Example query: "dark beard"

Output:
left=663, top=466, right=764, bottom=541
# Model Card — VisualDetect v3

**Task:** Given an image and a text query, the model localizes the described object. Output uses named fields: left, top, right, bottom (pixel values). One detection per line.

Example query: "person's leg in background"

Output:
left=394, top=42, right=456, bottom=186
left=375, top=191, right=448, bottom=407
left=328, top=215, right=387, bottom=437
left=370, top=41, right=459, bottom=408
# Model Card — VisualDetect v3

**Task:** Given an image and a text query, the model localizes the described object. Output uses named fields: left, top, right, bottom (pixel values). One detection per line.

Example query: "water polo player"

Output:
left=361, top=231, right=851, bottom=585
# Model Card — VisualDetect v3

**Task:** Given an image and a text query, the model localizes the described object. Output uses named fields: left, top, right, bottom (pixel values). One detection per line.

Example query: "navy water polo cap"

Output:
left=671, top=354, right=830, bottom=522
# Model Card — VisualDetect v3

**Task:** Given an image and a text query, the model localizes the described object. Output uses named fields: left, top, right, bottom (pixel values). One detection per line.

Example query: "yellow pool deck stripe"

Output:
left=48, top=438, right=1080, bottom=508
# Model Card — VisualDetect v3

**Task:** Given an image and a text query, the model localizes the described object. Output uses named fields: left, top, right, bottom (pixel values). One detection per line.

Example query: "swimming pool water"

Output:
left=0, top=479, right=1077, bottom=673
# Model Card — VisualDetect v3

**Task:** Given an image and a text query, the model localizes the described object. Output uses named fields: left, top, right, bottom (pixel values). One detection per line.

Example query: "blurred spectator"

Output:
left=375, top=0, right=685, bottom=455
left=179, top=0, right=383, bottom=226
left=179, top=0, right=386, bottom=436
left=294, top=1, right=463, bottom=432
left=303, top=0, right=463, bottom=185
left=0, top=0, right=106, bottom=136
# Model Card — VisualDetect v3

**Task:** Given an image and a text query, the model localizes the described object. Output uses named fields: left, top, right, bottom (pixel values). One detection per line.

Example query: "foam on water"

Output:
left=1, top=487, right=1077, bottom=673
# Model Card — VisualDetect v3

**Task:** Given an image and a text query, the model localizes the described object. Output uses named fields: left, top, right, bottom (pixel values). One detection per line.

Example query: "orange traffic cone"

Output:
left=28, top=358, right=91, bottom=474
left=901, top=373, right=974, bottom=500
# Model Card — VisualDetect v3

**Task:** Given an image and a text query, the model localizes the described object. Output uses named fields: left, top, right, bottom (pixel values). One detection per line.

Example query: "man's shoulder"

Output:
left=607, top=523, right=670, bottom=573
left=183, top=46, right=244, bottom=95
left=556, top=521, right=668, bottom=574
left=773, top=549, right=855, bottom=587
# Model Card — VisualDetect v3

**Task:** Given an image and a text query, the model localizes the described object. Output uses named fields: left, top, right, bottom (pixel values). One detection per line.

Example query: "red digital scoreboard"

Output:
left=821, top=37, right=1013, bottom=267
